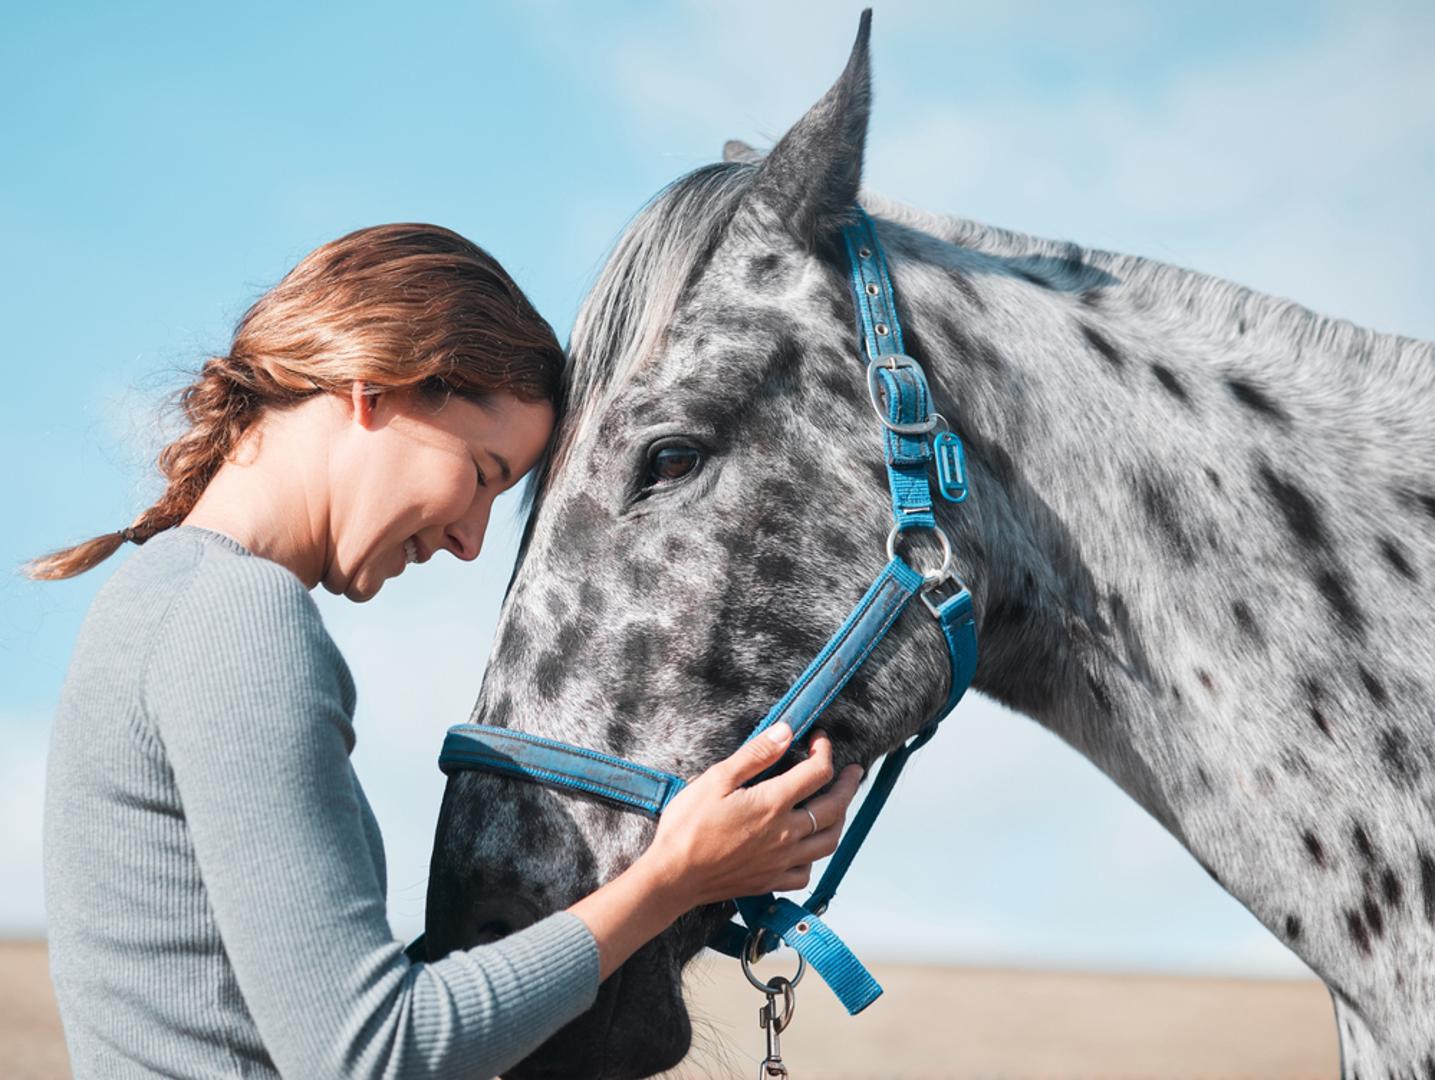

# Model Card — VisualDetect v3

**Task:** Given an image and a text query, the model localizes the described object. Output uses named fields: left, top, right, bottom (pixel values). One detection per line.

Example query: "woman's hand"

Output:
left=568, top=723, right=863, bottom=981
left=636, top=724, right=865, bottom=910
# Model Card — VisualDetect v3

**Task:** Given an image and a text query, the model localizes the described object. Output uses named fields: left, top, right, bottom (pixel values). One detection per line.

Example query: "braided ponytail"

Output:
left=23, top=223, right=563, bottom=581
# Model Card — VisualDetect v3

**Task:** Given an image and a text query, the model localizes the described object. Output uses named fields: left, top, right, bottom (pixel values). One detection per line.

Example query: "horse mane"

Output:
left=860, top=189, right=1429, bottom=373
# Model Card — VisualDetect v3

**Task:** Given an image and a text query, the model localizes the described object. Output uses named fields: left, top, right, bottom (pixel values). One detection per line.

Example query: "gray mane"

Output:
left=861, top=189, right=1427, bottom=373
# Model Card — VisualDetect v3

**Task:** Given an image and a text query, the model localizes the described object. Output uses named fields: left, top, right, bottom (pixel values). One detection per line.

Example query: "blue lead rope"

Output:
left=430, top=205, right=978, bottom=1015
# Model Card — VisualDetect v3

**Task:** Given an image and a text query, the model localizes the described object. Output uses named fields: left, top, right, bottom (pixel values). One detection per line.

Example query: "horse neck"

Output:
left=876, top=210, right=1435, bottom=1064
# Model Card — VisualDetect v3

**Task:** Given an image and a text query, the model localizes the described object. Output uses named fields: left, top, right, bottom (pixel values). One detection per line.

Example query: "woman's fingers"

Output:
left=707, top=721, right=794, bottom=791
left=761, top=730, right=836, bottom=807
left=794, top=762, right=864, bottom=832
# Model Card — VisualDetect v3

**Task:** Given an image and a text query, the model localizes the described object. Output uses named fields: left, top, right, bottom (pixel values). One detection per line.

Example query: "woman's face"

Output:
left=324, top=383, right=555, bottom=602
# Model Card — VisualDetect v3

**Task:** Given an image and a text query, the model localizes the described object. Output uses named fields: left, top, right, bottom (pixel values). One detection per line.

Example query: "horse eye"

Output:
left=647, top=445, right=702, bottom=485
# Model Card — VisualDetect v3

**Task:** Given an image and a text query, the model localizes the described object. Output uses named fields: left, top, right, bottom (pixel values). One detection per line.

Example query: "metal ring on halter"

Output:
left=741, top=930, right=807, bottom=993
left=865, top=357, right=941, bottom=436
left=886, top=523, right=954, bottom=585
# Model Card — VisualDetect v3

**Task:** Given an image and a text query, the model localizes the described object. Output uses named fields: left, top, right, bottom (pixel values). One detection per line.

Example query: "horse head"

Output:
left=421, top=14, right=975, bottom=1078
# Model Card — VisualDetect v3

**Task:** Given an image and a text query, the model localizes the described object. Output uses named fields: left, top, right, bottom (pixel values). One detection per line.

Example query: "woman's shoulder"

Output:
left=128, top=526, right=355, bottom=715
left=135, top=524, right=314, bottom=607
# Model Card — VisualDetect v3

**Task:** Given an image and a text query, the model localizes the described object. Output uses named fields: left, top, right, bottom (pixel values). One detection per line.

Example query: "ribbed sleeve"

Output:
left=44, top=527, right=599, bottom=1079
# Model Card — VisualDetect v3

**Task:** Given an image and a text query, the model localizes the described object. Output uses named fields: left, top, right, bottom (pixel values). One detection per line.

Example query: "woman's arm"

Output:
left=146, top=552, right=600, bottom=1079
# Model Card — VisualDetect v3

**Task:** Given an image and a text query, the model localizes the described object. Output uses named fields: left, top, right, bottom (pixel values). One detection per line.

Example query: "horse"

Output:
left=421, top=13, right=1435, bottom=1078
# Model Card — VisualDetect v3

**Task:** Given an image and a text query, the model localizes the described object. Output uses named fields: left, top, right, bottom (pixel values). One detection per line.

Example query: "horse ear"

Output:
left=741, top=9, right=872, bottom=247
left=723, top=139, right=766, bottom=165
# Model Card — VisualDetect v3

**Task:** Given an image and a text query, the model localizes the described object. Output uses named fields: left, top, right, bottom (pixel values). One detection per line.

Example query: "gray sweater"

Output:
left=44, top=524, right=599, bottom=1078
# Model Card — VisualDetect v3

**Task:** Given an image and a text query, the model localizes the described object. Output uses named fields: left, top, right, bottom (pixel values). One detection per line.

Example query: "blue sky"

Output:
left=3, top=2, right=1432, bottom=979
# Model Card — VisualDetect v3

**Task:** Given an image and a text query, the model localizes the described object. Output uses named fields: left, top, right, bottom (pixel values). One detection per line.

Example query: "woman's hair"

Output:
left=25, top=223, right=564, bottom=581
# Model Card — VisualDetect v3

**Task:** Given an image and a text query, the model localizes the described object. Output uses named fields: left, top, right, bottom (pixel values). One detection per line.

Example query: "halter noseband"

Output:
left=424, top=206, right=978, bottom=1015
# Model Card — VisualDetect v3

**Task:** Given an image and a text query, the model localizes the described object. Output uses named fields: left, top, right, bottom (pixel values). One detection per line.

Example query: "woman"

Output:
left=27, top=223, right=863, bottom=1079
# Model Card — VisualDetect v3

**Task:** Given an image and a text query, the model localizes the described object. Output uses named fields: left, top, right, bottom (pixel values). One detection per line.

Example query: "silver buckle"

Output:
left=865, top=355, right=942, bottom=436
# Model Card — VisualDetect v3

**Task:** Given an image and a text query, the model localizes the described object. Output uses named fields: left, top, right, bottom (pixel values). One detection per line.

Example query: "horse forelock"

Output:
left=524, top=163, right=758, bottom=508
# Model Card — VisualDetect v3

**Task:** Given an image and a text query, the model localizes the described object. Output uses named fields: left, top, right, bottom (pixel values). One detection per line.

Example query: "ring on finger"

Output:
left=804, top=807, right=818, bottom=838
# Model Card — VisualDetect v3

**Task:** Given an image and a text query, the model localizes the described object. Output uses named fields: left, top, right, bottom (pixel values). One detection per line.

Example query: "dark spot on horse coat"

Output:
left=745, top=253, right=785, bottom=289
left=1108, top=592, right=1156, bottom=684
left=1150, top=363, right=1193, bottom=407
left=1303, top=677, right=1334, bottom=739
left=578, top=580, right=607, bottom=622
left=1346, top=908, right=1372, bottom=954
left=1352, top=822, right=1378, bottom=864
left=1397, top=487, right=1435, bottom=521
left=1378, top=536, right=1417, bottom=580
left=1284, top=914, right=1303, bottom=941
left=1422, top=851, right=1435, bottom=927
left=1357, top=664, right=1389, bottom=707
left=1314, top=568, right=1366, bottom=639
left=1197, top=669, right=1216, bottom=693
left=545, top=589, right=568, bottom=621
left=1280, top=746, right=1313, bottom=778
left=1080, top=288, right=1105, bottom=307
left=820, top=525, right=863, bottom=568
left=934, top=316, right=1005, bottom=373
left=1205, top=468, right=1223, bottom=491
left=1224, top=377, right=1291, bottom=426
left=1137, top=476, right=1196, bottom=564
left=1379, top=727, right=1420, bottom=788
left=1381, top=868, right=1403, bottom=909
left=1303, top=830, right=1328, bottom=868
left=1232, top=600, right=1262, bottom=643
left=1258, top=464, right=1329, bottom=555
left=946, top=267, right=987, bottom=310
left=533, top=649, right=568, bottom=702
left=497, top=620, right=529, bottom=665
left=1362, top=895, right=1385, bottom=938
left=1196, top=766, right=1213, bottom=792
left=556, top=492, right=608, bottom=559
left=1080, top=324, right=1124, bottom=370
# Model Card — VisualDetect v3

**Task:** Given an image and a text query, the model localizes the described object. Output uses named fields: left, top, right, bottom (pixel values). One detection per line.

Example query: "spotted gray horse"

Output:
left=422, top=15, right=1435, bottom=1078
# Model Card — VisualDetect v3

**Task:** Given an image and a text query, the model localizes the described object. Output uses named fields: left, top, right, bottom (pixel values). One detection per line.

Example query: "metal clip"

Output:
left=757, top=975, right=796, bottom=1079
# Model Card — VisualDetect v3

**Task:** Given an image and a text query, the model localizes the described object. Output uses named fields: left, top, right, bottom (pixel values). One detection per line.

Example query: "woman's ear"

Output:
left=349, top=380, right=380, bottom=429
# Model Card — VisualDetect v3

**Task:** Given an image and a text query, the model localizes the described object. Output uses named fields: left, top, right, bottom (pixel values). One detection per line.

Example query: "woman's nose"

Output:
left=446, top=502, right=491, bottom=561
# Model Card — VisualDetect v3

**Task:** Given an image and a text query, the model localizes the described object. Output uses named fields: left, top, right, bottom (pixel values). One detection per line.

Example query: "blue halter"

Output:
left=430, top=207, right=978, bottom=1015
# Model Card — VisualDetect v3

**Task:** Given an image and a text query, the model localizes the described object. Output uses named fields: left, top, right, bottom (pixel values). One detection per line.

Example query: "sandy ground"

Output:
left=2, top=939, right=1339, bottom=1078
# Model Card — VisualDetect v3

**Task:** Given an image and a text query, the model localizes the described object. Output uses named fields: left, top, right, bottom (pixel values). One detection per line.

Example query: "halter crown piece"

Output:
left=420, top=206, right=979, bottom=1015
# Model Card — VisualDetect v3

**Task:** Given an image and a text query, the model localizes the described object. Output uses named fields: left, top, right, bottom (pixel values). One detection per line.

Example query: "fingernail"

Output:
left=766, top=722, right=792, bottom=743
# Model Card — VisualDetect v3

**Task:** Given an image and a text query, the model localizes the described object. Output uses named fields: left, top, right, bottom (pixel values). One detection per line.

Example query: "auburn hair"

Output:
left=25, top=223, right=564, bottom=581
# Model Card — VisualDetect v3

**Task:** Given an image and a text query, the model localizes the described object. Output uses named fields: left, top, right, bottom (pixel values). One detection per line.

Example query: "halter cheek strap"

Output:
left=426, top=206, right=978, bottom=1015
